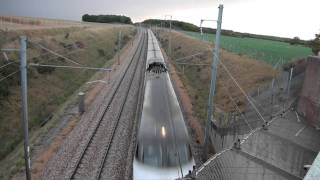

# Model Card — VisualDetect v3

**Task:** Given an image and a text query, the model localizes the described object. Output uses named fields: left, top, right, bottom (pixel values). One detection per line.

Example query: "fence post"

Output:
left=287, top=67, right=293, bottom=96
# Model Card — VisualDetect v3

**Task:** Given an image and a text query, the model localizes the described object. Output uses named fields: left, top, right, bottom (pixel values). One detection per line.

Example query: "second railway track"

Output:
left=68, top=28, right=147, bottom=180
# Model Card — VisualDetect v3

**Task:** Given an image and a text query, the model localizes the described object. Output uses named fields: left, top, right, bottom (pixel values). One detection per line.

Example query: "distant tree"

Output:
left=310, top=33, right=320, bottom=55
left=82, top=14, right=132, bottom=24
left=290, top=36, right=300, bottom=45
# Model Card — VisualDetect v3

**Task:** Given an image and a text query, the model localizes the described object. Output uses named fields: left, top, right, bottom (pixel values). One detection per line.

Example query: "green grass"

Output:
left=183, top=31, right=312, bottom=65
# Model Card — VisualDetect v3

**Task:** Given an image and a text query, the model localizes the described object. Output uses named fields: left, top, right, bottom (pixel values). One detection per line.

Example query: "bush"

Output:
left=310, top=33, right=320, bottom=55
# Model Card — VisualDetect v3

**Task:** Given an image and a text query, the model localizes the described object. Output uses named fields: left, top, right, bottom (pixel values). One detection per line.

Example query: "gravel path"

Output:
left=42, top=28, right=146, bottom=180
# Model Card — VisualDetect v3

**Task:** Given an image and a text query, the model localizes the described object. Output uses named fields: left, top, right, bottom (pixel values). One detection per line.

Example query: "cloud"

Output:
left=0, top=0, right=318, bottom=39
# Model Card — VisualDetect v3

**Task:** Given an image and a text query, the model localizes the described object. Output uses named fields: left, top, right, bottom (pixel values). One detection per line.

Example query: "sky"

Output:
left=0, top=0, right=319, bottom=40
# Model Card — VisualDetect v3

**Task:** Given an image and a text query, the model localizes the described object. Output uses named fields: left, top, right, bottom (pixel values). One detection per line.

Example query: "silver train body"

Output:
left=133, top=30, right=195, bottom=180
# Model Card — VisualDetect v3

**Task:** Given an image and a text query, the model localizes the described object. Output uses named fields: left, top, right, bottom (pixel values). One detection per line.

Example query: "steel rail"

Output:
left=68, top=29, right=146, bottom=180
left=96, top=30, right=148, bottom=180
left=96, top=30, right=147, bottom=180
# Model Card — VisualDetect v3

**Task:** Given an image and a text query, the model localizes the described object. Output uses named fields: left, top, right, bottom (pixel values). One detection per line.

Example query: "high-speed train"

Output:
left=133, top=30, right=195, bottom=180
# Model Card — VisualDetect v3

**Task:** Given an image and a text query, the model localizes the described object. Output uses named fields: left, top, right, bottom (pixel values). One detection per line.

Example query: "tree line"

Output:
left=82, top=14, right=132, bottom=24
left=142, top=19, right=199, bottom=32
left=142, top=19, right=320, bottom=49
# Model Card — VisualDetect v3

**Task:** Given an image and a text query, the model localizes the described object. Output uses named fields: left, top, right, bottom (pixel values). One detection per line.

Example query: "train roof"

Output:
left=147, top=29, right=165, bottom=66
left=137, top=72, right=189, bottom=143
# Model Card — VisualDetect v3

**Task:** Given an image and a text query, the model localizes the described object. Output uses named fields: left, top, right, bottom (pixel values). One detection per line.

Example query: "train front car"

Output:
left=133, top=30, right=195, bottom=180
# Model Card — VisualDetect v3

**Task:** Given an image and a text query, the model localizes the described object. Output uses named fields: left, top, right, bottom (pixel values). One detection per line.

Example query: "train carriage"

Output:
left=133, top=30, right=195, bottom=180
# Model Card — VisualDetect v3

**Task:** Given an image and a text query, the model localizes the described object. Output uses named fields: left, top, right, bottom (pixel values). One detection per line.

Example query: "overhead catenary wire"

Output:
left=27, top=33, right=128, bottom=66
left=27, top=32, right=120, bottom=61
left=175, top=62, right=209, bottom=66
left=27, top=44, right=83, bottom=61
left=28, top=63, right=112, bottom=71
left=28, top=40, right=82, bottom=66
left=0, top=61, right=16, bottom=70
left=40, top=48, right=85, bottom=63
left=0, top=70, right=20, bottom=83
left=175, top=51, right=210, bottom=62
left=27, top=32, right=116, bottom=60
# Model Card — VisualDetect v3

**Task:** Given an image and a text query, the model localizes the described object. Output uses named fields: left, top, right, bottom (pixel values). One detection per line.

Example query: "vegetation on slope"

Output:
left=184, top=31, right=312, bottom=65
left=143, top=19, right=309, bottom=45
left=82, top=14, right=133, bottom=24
left=156, top=30, right=276, bottom=125
left=0, top=25, right=135, bottom=176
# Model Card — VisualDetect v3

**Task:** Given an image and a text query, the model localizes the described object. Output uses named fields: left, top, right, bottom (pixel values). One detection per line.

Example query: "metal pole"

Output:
left=287, top=67, right=293, bottom=96
left=20, top=36, right=32, bottom=180
left=169, top=17, right=172, bottom=57
left=203, top=4, right=223, bottom=160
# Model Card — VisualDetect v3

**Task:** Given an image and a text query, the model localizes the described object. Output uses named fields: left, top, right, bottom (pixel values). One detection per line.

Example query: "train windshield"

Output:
left=135, top=141, right=192, bottom=168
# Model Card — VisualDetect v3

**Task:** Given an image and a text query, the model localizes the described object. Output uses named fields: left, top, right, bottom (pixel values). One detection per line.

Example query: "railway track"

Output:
left=68, top=29, right=147, bottom=180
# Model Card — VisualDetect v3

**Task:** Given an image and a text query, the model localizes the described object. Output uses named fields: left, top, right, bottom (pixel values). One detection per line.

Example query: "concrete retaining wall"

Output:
left=298, top=56, right=320, bottom=128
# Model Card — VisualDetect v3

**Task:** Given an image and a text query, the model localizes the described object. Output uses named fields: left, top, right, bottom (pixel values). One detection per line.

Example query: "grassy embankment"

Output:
left=0, top=24, right=135, bottom=179
left=157, top=30, right=276, bottom=125
left=183, top=31, right=312, bottom=65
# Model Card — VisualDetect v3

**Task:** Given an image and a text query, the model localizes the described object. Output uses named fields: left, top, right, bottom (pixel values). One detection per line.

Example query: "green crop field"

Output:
left=183, top=31, right=313, bottom=65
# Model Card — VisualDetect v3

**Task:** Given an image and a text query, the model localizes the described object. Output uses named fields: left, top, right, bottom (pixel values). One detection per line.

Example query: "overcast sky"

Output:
left=0, top=0, right=319, bottom=40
